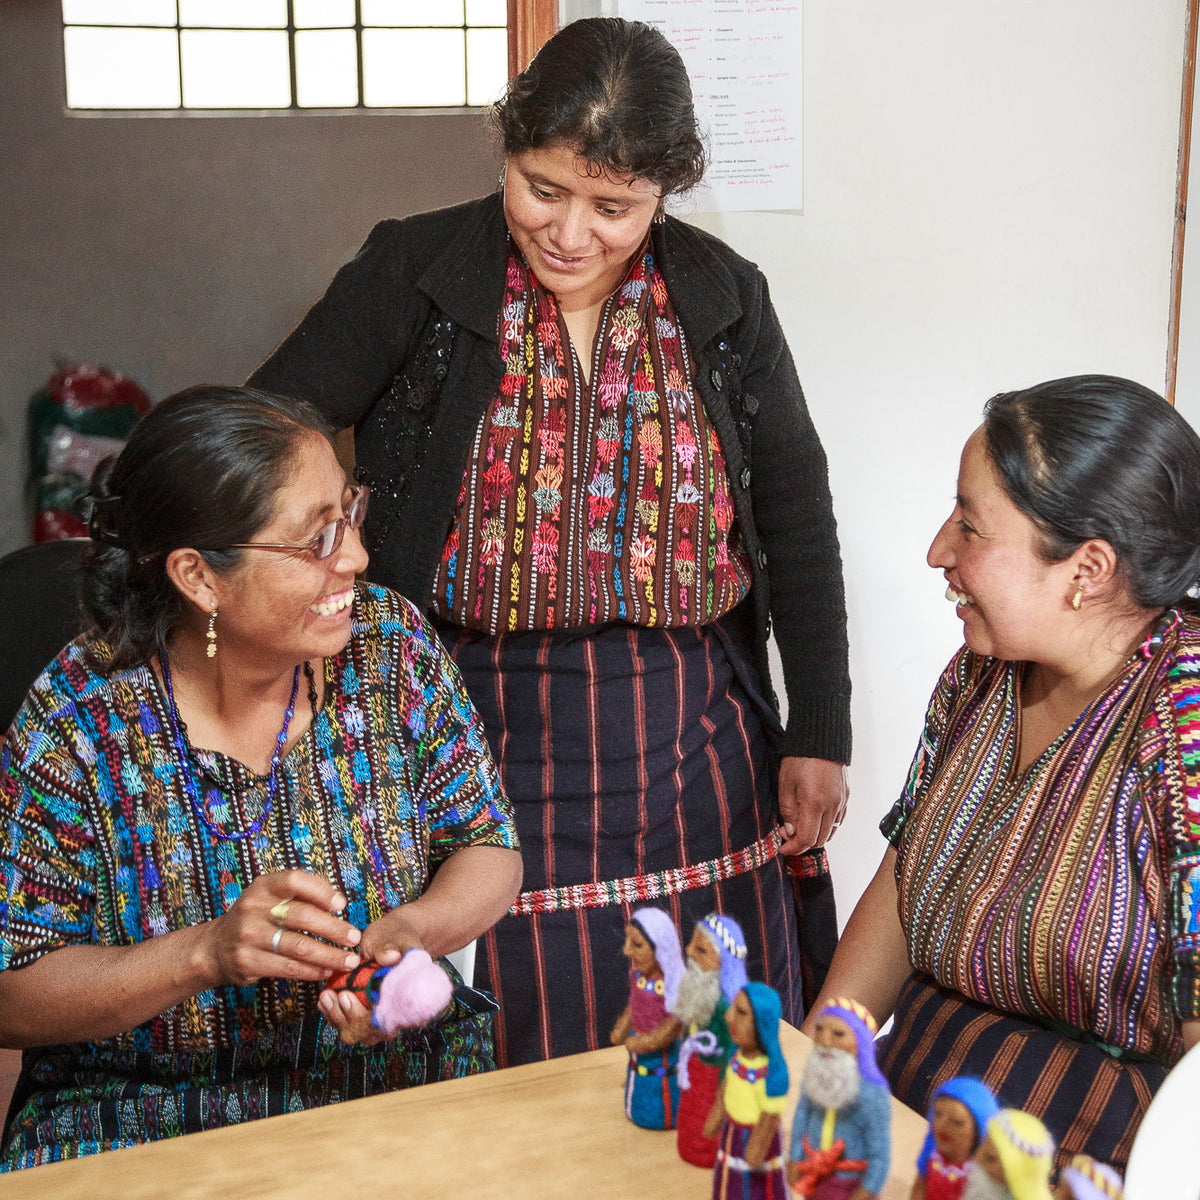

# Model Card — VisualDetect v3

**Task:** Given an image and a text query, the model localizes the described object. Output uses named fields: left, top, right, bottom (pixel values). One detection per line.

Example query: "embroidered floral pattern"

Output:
left=433, top=242, right=751, bottom=632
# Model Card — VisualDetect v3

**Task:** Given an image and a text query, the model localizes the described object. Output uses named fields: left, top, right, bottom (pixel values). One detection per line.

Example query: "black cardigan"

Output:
left=250, top=193, right=852, bottom=763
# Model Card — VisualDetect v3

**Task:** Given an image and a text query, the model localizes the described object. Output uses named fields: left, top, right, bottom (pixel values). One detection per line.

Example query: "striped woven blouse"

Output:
left=882, top=609, right=1200, bottom=1062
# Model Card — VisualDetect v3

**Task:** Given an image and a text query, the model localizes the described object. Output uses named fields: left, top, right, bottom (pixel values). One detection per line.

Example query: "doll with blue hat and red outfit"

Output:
left=911, top=1077, right=999, bottom=1200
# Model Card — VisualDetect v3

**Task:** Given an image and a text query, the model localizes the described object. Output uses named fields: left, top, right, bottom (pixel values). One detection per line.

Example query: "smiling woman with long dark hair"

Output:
left=808, top=375, right=1200, bottom=1169
left=0, top=385, right=520, bottom=1169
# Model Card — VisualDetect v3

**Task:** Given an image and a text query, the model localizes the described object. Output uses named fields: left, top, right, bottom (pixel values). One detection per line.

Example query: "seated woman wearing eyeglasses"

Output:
left=0, top=385, right=522, bottom=1170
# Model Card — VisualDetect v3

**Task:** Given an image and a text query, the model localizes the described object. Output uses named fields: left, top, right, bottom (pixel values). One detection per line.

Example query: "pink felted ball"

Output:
left=373, top=949, right=454, bottom=1032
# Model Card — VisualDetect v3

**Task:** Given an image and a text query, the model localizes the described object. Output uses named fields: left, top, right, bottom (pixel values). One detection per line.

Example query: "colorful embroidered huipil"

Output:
left=0, top=585, right=516, bottom=1169
left=882, top=609, right=1200, bottom=1062
left=431, top=243, right=752, bottom=633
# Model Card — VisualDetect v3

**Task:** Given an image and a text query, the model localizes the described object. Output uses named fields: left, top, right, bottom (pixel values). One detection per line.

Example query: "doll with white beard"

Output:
left=788, top=998, right=890, bottom=1199
left=610, top=907, right=686, bottom=1129
left=961, top=1110, right=1054, bottom=1200
left=673, top=913, right=748, bottom=1168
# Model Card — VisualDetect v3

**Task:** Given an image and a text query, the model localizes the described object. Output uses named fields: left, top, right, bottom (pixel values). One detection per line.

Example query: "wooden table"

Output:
left=0, top=1025, right=926, bottom=1199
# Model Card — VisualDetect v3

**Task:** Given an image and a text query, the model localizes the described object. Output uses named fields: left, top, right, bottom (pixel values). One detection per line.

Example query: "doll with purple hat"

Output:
left=789, top=997, right=891, bottom=1199
left=610, top=906, right=686, bottom=1129
left=673, top=912, right=749, bottom=1167
left=1053, top=1155, right=1124, bottom=1200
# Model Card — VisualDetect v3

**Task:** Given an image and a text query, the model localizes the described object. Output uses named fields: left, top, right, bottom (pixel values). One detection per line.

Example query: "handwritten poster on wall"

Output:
left=615, top=0, right=803, bottom=212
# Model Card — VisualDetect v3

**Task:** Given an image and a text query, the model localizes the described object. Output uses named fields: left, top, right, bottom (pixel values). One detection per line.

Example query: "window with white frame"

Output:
left=61, top=0, right=509, bottom=111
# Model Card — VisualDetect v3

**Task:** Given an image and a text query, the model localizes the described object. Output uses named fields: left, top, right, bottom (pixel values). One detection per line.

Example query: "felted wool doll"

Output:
left=965, top=1109, right=1055, bottom=1200
left=911, top=1078, right=999, bottom=1200
left=1053, top=1155, right=1124, bottom=1200
left=788, top=997, right=891, bottom=1199
left=673, top=912, right=748, bottom=1168
left=704, top=982, right=790, bottom=1198
left=609, top=907, right=685, bottom=1129
left=326, top=949, right=453, bottom=1034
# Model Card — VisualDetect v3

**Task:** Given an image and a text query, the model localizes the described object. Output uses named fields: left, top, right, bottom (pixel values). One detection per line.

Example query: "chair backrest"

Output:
left=0, top=540, right=89, bottom=732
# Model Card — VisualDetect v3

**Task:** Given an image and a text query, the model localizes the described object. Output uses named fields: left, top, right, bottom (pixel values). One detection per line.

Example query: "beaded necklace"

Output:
left=160, top=646, right=303, bottom=843
left=634, top=971, right=665, bottom=996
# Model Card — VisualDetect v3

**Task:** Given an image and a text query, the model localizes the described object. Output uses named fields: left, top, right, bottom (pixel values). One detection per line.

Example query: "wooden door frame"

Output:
left=1167, top=0, right=1200, bottom=405
left=508, top=0, right=559, bottom=81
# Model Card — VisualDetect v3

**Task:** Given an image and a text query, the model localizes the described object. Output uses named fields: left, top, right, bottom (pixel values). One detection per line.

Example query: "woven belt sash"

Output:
left=510, top=829, right=783, bottom=916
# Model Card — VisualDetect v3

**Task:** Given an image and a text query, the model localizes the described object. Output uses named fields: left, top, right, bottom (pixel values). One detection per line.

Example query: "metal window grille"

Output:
left=61, top=0, right=508, bottom=111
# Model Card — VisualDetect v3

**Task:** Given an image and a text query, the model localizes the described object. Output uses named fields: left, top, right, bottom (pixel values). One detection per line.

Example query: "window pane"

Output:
left=466, top=27, right=506, bottom=105
left=181, top=30, right=290, bottom=107
left=294, top=0, right=355, bottom=27
left=64, top=26, right=180, bottom=107
left=178, top=0, right=286, bottom=28
left=62, top=0, right=176, bottom=25
left=363, top=29, right=465, bottom=106
left=363, top=0, right=465, bottom=27
left=465, top=0, right=505, bottom=27
left=296, top=29, right=359, bottom=107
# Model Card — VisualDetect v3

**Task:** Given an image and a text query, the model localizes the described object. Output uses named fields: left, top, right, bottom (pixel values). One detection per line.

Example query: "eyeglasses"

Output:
left=224, top=485, right=369, bottom=561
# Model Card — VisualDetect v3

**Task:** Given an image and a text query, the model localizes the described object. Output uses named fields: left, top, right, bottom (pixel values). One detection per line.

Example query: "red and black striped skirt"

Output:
left=439, top=617, right=811, bottom=1066
left=879, top=973, right=1170, bottom=1168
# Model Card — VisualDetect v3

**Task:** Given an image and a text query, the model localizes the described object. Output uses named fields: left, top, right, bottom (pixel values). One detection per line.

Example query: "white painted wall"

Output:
left=687, top=1, right=1187, bottom=921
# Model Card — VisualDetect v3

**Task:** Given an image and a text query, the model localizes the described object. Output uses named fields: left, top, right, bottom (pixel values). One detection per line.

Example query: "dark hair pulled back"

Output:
left=82, top=384, right=333, bottom=671
left=492, top=17, right=706, bottom=197
left=983, top=374, right=1200, bottom=610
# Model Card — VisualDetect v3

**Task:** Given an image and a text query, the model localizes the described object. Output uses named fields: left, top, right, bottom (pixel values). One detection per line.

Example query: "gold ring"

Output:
left=269, top=899, right=292, bottom=927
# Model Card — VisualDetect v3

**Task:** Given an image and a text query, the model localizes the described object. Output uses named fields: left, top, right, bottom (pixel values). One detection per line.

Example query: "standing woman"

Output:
left=250, top=17, right=851, bottom=1065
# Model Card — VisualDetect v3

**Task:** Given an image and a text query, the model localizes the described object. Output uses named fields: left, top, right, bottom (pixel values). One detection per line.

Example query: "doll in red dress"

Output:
left=911, top=1078, right=999, bottom=1200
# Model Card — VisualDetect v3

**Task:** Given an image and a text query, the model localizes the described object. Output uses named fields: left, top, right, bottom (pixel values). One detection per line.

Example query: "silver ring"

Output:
left=271, top=927, right=284, bottom=954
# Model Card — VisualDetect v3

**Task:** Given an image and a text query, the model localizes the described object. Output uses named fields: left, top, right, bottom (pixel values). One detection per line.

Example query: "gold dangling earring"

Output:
left=206, top=609, right=218, bottom=658
left=1071, top=582, right=1083, bottom=612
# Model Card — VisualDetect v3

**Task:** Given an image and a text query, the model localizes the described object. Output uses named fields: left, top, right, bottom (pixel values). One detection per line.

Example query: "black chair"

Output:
left=0, top=539, right=89, bottom=732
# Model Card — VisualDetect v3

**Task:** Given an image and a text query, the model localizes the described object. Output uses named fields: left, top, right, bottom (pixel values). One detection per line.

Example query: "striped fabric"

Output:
left=1164, top=628, right=1200, bottom=1015
left=879, top=974, right=1167, bottom=1169
left=439, top=615, right=806, bottom=1066
left=882, top=609, right=1200, bottom=1063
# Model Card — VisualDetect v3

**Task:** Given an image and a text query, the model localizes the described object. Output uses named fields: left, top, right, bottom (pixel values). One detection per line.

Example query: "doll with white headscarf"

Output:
left=610, top=906, right=685, bottom=1129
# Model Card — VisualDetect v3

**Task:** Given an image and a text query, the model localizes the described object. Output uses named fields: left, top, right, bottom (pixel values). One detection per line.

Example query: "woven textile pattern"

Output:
left=882, top=610, right=1200, bottom=1061
left=0, top=584, right=515, bottom=1166
left=432, top=242, right=752, bottom=634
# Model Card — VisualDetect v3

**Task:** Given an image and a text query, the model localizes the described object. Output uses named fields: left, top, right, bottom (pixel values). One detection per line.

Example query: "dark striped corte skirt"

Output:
left=879, top=973, right=1170, bottom=1169
left=439, top=617, right=812, bottom=1066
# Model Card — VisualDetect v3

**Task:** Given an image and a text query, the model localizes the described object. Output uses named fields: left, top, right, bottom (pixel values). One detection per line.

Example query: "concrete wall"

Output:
left=0, top=0, right=1190, bottom=922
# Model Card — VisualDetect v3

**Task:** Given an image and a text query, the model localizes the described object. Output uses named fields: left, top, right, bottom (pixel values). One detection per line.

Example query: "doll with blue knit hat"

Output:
left=704, top=982, right=790, bottom=1198
left=788, top=997, right=891, bottom=1199
left=672, top=912, right=749, bottom=1167
left=610, top=906, right=685, bottom=1129
left=911, top=1077, right=999, bottom=1200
